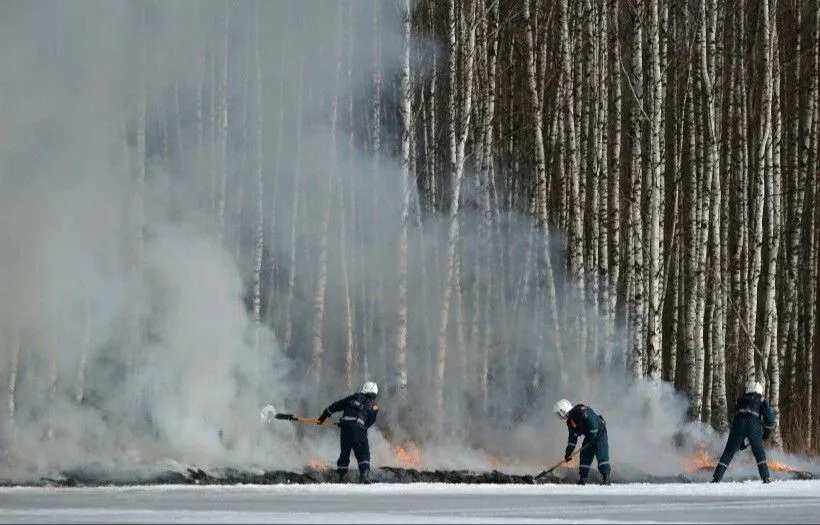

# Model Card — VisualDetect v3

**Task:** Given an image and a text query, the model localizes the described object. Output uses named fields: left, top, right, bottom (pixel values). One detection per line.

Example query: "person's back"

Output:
left=712, top=381, right=775, bottom=483
left=554, top=399, right=610, bottom=485
left=336, top=393, right=378, bottom=429
left=565, top=404, right=601, bottom=440
left=319, top=381, right=379, bottom=483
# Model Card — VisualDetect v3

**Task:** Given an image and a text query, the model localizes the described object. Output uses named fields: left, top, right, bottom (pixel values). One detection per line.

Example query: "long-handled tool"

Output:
left=534, top=442, right=591, bottom=481
left=260, top=404, right=339, bottom=427
left=275, top=413, right=340, bottom=427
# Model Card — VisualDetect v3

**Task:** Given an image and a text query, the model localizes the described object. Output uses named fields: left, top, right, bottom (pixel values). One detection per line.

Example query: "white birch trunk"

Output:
left=6, top=327, right=20, bottom=451
left=629, top=0, right=645, bottom=377
left=216, top=1, right=230, bottom=246
left=435, top=0, right=477, bottom=437
left=75, top=279, right=91, bottom=404
left=524, top=0, right=566, bottom=386
left=562, top=0, right=587, bottom=373
left=646, top=0, right=664, bottom=380
left=311, top=4, right=345, bottom=390
left=806, top=1, right=820, bottom=448
left=764, top=39, right=782, bottom=446
left=748, top=0, right=774, bottom=384
left=282, top=62, right=305, bottom=355
left=251, top=6, right=264, bottom=336
left=606, top=0, right=622, bottom=370
left=395, top=0, right=413, bottom=400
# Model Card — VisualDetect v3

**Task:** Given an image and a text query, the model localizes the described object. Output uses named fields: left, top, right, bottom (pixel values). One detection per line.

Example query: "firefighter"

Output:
left=553, top=399, right=611, bottom=485
left=711, top=381, right=775, bottom=483
left=318, top=381, right=379, bottom=483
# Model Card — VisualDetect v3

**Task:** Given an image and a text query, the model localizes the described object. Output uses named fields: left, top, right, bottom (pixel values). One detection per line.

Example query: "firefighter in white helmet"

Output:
left=711, top=380, right=775, bottom=483
left=553, top=398, right=611, bottom=485
left=318, top=381, right=379, bottom=484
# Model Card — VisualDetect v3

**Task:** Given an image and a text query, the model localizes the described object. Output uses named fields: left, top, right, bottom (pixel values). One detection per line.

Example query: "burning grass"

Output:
left=3, top=459, right=814, bottom=488
left=392, top=442, right=422, bottom=467
left=1, top=442, right=815, bottom=487
left=682, top=442, right=812, bottom=476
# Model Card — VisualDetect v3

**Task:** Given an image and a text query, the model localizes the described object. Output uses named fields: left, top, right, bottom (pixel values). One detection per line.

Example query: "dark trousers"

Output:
left=579, top=425, right=610, bottom=479
left=712, top=416, right=769, bottom=482
left=337, top=424, right=370, bottom=476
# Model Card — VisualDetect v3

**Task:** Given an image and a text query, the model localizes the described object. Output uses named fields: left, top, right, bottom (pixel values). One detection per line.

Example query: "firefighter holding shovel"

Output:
left=318, top=381, right=380, bottom=484
left=553, top=399, right=611, bottom=485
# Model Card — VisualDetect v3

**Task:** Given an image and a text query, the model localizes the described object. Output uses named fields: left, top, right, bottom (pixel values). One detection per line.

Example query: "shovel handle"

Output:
left=274, top=413, right=339, bottom=426
left=543, top=442, right=590, bottom=475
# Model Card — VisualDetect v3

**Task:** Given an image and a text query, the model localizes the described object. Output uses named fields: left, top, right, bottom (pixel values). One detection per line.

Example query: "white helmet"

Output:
left=360, top=381, right=378, bottom=397
left=746, top=381, right=764, bottom=395
left=553, top=399, right=573, bottom=418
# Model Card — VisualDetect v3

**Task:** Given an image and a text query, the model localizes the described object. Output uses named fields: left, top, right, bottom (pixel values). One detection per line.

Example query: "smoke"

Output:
left=1, top=0, right=815, bottom=484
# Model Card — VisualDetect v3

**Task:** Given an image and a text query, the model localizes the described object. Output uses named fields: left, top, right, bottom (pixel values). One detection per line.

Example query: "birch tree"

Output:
left=216, top=1, right=230, bottom=247
left=524, top=0, right=565, bottom=387
left=282, top=62, right=305, bottom=355
left=604, top=0, right=622, bottom=370
left=435, top=0, right=477, bottom=437
left=310, top=4, right=346, bottom=390
left=251, top=3, right=264, bottom=341
left=627, top=0, right=645, bottom=377
left=763, top=30, right=782, bottom=445
left=395, top=0, right=412, bottom=401
left=747, top=0, right=774, bottom=385
left=646, top=0, right=664, bottom=380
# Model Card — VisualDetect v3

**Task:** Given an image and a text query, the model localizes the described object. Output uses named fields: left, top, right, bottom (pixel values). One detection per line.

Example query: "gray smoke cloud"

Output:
left=0, top=0, right=814, bottom=484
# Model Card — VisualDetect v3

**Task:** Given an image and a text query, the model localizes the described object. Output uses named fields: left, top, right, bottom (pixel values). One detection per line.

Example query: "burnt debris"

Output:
left=1, top=463, right=815, bottom=488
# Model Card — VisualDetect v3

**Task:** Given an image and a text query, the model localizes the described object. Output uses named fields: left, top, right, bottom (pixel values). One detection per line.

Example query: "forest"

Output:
left=0, top=0, right=818, bottom=474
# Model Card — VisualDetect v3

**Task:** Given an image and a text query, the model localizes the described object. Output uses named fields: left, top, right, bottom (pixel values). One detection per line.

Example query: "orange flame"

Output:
left=767, top=460, right=801, bottom=473
left=488, top=455, right=503, bottom=469
left=683, top=443, right=804, bottom=474
left=307, top=457, right=332, bottom=470
left=392, top=441, right=422, bottom=466
left=683, top=444, right=715, bottom=473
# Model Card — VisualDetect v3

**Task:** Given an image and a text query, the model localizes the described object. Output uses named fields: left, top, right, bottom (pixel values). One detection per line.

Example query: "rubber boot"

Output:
left=336, top=469, right=347, bottom=483
left=577, top=477, right=587, bottom=486
left=358, top=469, right=371, bottom=484
left=601, top=474, right=610, bottom=486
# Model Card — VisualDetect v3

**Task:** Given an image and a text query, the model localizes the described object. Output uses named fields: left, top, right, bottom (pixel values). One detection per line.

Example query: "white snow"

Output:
left=2, top=480, right=819, bottom=523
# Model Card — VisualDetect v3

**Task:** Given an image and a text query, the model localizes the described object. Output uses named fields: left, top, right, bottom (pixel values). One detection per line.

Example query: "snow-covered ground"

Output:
left=2, top=480, right=819, bottom=523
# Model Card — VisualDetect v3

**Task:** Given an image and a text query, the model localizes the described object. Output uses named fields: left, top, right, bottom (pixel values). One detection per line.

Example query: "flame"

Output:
left=392, top=441, right=422, bottom=466
left=307, top=457, right=332, bottom=470
left=767, top=460, right=801, bottom=473
left=683, top=444, right=715, bottom=473
left=682, top=443, right=804, bottom=474
left=488, top=455, right=503, bottom=469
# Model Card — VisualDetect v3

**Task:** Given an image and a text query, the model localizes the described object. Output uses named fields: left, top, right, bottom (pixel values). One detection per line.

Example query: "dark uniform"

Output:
left=564, top=404, right=611, bottom=484
left=319, top=392, right=379, bottom=483
left=712, top=391, right=775, bottom=483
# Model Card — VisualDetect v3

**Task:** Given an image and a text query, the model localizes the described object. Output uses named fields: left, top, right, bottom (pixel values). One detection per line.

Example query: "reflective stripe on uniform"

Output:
left=589, top=429, right=598, bottom=434
left=341, top=416, right=365, bottom=425
left=764, top=423, right=775, bottom=429
left=338, top=466, right=349, bottom=471
left=579, top=465, right=591, bottom=470
left=718, top=462, right=729, bottom=468
left=735, top=408, right=759, bottom=417
left=598, top=461, right=609, bottom=467
left=757, top=460, right=767, bottom=465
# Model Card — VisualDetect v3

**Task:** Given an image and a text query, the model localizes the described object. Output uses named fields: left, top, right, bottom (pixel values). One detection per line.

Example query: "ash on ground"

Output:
left=0, top=462, right=814, bottom=488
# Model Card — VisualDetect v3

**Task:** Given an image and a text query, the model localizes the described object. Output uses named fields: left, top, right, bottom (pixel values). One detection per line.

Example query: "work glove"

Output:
left=762, top=428, right=771, bottom=441
left=317, top=415, right=327, bottom=424
left=564, top=455, right=572, bottom=463
left=739, top=440, right=749, bottom=451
